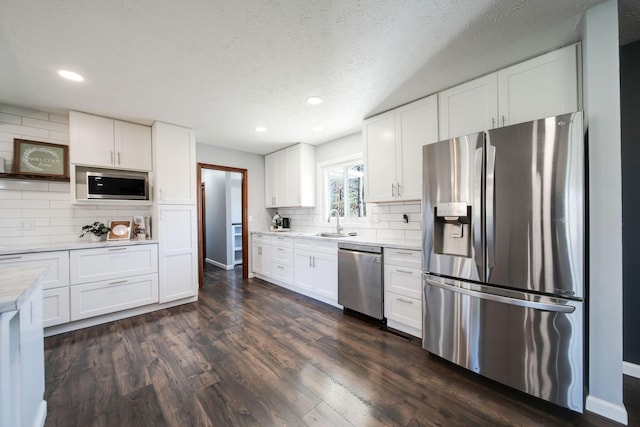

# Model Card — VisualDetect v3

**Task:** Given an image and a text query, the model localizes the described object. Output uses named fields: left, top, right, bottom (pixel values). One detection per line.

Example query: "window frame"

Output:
left=318, top=154, right=369, bottom=224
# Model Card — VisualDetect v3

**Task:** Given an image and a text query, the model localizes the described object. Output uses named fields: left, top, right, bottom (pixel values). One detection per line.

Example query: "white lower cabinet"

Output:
left=69, top=243, right=160, bottom=320
left=70, top=274, right=159, bottom=321
left=384, top=248, right=422, bottom=337
left=43, top=287, right=70, bottom=327
left=293, top=238, right=338, bottom=306
left=270, top=236, right=294, bottom=285
left=252, top=234, right=272, bottom=277
left=0, top=251, right=70, bottom=328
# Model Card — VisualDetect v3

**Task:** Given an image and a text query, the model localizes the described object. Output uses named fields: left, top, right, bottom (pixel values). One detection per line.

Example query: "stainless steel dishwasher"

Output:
left=337, top=242, right=384, bottom=320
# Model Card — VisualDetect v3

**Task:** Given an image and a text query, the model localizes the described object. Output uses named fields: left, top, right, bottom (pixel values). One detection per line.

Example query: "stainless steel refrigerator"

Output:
left=421, top=112, right=585, bottom=412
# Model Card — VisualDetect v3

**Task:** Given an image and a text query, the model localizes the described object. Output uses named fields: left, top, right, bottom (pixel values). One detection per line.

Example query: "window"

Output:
left=325, top=160, right=366, bottom=218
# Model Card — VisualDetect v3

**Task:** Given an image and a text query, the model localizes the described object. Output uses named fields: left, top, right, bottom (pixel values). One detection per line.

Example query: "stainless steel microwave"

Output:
left=86, top=171, right=149, bottom=200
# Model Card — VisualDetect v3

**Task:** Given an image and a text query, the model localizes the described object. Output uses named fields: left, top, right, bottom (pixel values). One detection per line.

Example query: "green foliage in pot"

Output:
left=79, top=221, right=110, bottom=238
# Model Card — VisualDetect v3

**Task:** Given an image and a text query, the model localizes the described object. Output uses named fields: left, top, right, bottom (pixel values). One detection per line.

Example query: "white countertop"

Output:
left=0, top=266, right=47, bottom=313
left=252, top=230, right=421, bottom=251
left=0, top=239, right=158, bottom=256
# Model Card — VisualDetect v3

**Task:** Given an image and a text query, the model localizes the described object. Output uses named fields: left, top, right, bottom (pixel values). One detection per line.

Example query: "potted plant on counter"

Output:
left=80, top=221, right=110, bottom=242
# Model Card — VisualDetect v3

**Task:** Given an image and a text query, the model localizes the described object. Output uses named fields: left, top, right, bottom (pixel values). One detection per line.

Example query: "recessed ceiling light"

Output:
left=57, top=69, right=84, bottom=82
left=311, top=126, right=324, bottom=132
left=306, top=96, right=322, bottom=105
left=254, top=126, right=267, bottom=132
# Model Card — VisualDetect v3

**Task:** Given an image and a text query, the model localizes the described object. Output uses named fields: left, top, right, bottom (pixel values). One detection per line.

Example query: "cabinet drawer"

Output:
left=313, top=239, right=337, bottom=255
left=271, top=246, right=293, bottom=266
left=70, top=273, right=158, bottom=321
left=384, top=266, right=422, bottom=300
left=271, top=263, right=293, bottom=284
left=70, top=244, right=158, bottom=284
left=294, top=237, right=314, bottom=251
left=384, top=248, right=422, bottom=270
left=0, top=251, right=69, bottom=290
left=43, top=287, right=70, bottom=327
left=253, top=233, right=272, bottom=245
left=385, top=292, right=422, bottom=331
left=271, top=235, right=293, bottom=248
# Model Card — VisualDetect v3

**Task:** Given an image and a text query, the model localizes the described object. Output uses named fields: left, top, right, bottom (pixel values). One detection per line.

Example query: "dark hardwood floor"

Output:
left=44, top=264, right=639, bottom=426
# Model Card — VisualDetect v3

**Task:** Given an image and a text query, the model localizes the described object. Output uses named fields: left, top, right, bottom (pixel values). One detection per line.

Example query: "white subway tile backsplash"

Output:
left=0, top=180, right=49, bottom=191
left=23, top=208, right=73, bottom=218
left=21, top=117, right=69, bottom=133
left=0, top=113, right=21, bottom=125
left=0, top=208, right=21, bottom=218
left=0, top=227, right=23, bottom=237
left=49, top=131, right=70, bottom=142
left=0, top=190, right=21, bottom=200
left=0, top=104, right=43, bottom=117
left=22, top=191, right=69, bottom=200
left=0, top=123, right=49, bottom=139
left=48, top=182, right=71, bottom=192
left=49, top=113, right=69, bottom=125
left=2, top=199, right=49, bottom=209
left=388, top=203, right=421, bottom=213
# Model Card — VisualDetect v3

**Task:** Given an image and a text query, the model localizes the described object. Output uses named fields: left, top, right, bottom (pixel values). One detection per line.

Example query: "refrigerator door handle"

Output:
left=485, top=142, right=496, bottom=272
left=473, top=146, right=483, bottom=276
left=423, top=276, right=576, bottom=313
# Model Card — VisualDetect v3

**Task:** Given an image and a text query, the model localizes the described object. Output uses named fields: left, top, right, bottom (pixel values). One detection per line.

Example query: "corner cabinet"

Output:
left=69, top=111, right=152, bottom=171
left=364, top=94, right=439, bottom=203
left=265, top=143, right=315, bottom=208
left=152, top=121, right=198, bottom=303
left=438, top=43, right=580, bottom=139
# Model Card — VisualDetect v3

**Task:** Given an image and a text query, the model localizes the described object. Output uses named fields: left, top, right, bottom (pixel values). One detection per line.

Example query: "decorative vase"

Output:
left=90, top=234, right=103, bottom=242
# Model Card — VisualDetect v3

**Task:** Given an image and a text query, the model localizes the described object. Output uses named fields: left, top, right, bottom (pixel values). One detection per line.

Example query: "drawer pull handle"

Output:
left=0, top=256, right=22, bottom=261
left=108, top=247, right=128, bottom=251
left=277, top=265, right=285, bottom=269
left=277, top=248, right=285, bottom=251
left=109, top=280, right=128, bottom=285
left=396, top=269, right=413, bottom=275
left=397, top=297, right=413, bottom=304
left=396, top=252, right=414, bottom=256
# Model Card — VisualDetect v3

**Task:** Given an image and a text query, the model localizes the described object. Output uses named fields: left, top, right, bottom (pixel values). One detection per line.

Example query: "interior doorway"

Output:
left=197, top=163, right=249, bottom=286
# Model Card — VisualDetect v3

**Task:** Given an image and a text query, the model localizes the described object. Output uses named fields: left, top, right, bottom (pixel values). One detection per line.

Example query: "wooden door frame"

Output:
left=197, top=163, right=249, bottom=286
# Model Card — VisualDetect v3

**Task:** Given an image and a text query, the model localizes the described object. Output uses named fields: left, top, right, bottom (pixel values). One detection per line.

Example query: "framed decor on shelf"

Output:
left=107, top=220, right=132, bottom=241
left=12, top=139, right=69, bottom=179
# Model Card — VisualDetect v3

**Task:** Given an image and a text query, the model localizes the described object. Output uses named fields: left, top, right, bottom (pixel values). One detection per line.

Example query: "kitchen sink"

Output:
left=318, top=232, right=356, bottom=238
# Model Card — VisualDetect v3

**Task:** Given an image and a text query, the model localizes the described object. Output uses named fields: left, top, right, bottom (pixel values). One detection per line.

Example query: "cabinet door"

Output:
left=364, top=111, right=397, bottom=203
left=19, top=282, right=45, bottom=427
left=70, top=244, right=158, bottom=285
left=43, top=287, right=70, bottom=327
left=0, top=251, right=69, bottom=290
left=498, top=44, right=578, bottom=127
left=70, top=111, right=115, bottom=167
left=157, top=205, right=198, bottom=302
left=397, top=95, right=439, bottom=201
left=312, top=253, right=338, bottom=301
left=285, top=145, right=301, bottom=206
left=264, top=152, right=278, bottom=207
left=293, top=250, right=314, bottom=291
left=114, top=120, right=152, bottom=171
left=438, top=73, right=498, bottom=139
left=153, top=122, right=196, bottom=204
left=70, top=273, right=159, bottom=321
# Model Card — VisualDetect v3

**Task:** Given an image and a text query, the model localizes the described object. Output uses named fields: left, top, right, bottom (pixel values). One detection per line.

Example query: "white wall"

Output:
left=0, top=104, right=151, bottom=246
left=583, top=1, right=627, bottom=424
left=202, top=168, right=228, bottom=266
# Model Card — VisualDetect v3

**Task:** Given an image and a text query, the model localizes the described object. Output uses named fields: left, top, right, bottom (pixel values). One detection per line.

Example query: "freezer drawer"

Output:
left=423, top=275, right=583, bottom=412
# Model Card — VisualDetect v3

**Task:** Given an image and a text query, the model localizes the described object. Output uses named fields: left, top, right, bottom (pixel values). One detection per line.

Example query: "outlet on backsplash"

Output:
left=17, top=220, right=35, bottom=231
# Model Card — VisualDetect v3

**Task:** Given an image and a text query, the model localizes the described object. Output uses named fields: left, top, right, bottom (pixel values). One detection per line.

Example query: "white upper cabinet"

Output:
left=497, top=43, right=579, bottom=127
left=114, top=120, right=152, bottom=171
left=438, top=74, right=498, bottom=140
left=70, top=111, right=152, bottom=171
left=152, top=121, right=196, bottom=204
left=438, top=43, right=580, bottom=139
left=264, top=143, right=315, bottom=208
left=364, top=94, right=438, bottom=203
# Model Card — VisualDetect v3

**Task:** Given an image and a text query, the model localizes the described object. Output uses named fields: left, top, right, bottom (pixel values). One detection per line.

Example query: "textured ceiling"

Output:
left=0, top=0, right=609, bottom=154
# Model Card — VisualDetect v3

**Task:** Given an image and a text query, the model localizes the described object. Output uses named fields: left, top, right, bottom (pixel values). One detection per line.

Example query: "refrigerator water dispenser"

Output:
left=433, top=202, right=471, bottom=257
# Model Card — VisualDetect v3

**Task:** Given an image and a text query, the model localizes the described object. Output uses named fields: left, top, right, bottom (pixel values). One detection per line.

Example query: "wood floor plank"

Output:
left=43, top=264, right=640, bottom=427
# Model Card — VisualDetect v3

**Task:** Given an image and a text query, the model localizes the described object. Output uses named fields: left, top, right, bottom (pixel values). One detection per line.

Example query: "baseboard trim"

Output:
left=585, top=394, right=628, bottom=425
left=205, top=258, right=234, bottom=270
left=623, top=361, right=640, bottom=379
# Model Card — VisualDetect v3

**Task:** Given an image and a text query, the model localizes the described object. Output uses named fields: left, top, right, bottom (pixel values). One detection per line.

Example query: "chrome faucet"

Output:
left=328, top=209, right=343, bottom=234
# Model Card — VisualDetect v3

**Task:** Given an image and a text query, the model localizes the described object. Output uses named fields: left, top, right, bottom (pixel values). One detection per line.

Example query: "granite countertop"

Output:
left=251, top=230, right=421, bottom=251
left=0, top=239, right=159, bottom=256
left=0, top=266, right=48, bottom=313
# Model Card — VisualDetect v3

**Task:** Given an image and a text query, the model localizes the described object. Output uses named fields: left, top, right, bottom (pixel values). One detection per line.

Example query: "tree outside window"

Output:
left=326, top=162, right=365, bottom=218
